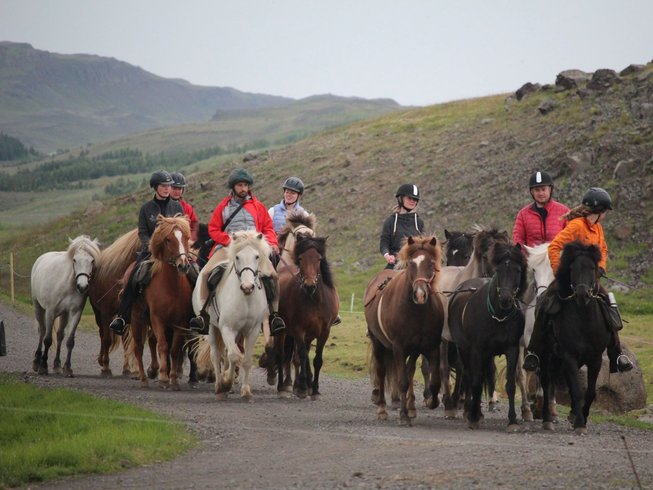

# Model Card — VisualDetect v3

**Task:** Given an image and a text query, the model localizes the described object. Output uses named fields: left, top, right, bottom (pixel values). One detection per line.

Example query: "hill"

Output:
left=1, top=61, right=651, bottom=309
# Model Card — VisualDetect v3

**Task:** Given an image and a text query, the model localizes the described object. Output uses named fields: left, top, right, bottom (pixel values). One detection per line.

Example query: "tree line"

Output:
left=0, top=132, right=39, bottom=162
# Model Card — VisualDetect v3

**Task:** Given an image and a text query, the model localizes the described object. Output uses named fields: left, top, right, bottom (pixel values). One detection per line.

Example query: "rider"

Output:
left=379, top=184, right=424, bottom=269
left=512, top=170, right=569, bottom=247
left=189, top=168, right=285, bottom=335
left=170, top=171, right=199, bottom=243
left=109, top=170, right=184, bottom=335
left=268, top=176, right=308, bottom=234
left=523, top=187, right=634, bottom=373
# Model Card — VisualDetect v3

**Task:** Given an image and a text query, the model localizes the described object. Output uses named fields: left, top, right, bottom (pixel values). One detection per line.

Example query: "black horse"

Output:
left=448, top=241, right=528, bottom=430
left=539, top=241, right=611, bottom=435
left=444, top=229, right=474, bottom=267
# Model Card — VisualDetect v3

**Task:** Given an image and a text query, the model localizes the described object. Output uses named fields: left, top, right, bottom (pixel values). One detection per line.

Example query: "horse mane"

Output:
left=228, top=230, right=272, bottom=269
left=555, top=241, right=602, bottom=292
left=150, top=215, right=191, bottom=261
left=67, top=235, right=101, bottom=261
left=278, top=211, right=316, bottom=248
left=294, top=235, right=335, bottom=288
left=490, top=241, right=529, bottom=300
left=192, top=223, right=210, bottom=251
left=95, top=228, right=140, bottom=284
left=396, top=236, right=442, bottom=274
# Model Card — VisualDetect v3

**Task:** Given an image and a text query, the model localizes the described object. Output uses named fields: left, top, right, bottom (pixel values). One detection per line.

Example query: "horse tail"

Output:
left=367, top=339, right=398, bottom=401
left=191, top=335, right=215, bottom=379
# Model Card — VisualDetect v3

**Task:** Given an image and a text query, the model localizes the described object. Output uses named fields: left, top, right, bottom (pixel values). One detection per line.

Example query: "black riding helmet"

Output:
left=227, top=168, right=254, bottom=189
left=283, top=176, right=304, bottom=194
left=582, top=187, right=613, bottom=213
left=150, top=170, right=173, bottom=189
left=395, top=184, right=420, bottom=201
left=171, top=172, right=186, bottom=188
left=529, top=171, right=554, bottom=189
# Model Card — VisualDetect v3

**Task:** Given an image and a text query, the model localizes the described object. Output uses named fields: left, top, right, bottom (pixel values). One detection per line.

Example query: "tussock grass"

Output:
left=0, top=374, right=195, bottom=488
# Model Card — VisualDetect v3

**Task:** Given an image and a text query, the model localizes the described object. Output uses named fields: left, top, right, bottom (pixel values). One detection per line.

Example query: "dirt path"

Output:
left=1, top=302, right=651, bottom=489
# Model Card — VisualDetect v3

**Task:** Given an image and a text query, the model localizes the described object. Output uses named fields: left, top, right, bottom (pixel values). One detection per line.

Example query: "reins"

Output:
left=486, top=273, right=520, bottom=323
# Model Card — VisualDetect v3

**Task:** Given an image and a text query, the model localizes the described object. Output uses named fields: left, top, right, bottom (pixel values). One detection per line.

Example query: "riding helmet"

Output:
left=227, top=168, right=254, bottom=189
left=171, top=172, right=186, bottom=188
left=283, top=176, right=304, bottom=194
left=528, top=171, right=554, bottom=189
left=395, top=184, right=420, bottom=201
left=149, top=170, right=173, bottom=189
left=582, top=187, right=613, bottom=213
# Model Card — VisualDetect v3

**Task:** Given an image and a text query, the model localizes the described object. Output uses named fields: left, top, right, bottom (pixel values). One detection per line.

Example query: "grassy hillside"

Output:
left=1, top=62, right=652, bottom=312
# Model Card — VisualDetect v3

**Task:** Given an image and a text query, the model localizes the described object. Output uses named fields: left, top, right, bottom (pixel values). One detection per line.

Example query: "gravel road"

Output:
left=1, top=303, right=651, bottom=489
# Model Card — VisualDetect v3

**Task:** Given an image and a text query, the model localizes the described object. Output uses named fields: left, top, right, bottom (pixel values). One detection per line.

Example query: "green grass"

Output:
left=0, top=374, right=195, bottom=488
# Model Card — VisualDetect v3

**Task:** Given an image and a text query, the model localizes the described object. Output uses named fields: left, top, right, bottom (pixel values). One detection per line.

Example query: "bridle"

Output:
left=486, top=264, right=521, bottom=322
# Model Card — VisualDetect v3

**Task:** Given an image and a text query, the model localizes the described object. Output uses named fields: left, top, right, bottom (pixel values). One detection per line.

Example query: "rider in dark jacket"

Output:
left=379, top=184, right=425, bottom=269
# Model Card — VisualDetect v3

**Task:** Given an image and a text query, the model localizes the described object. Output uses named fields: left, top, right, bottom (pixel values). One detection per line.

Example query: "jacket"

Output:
left=179, top=198, right=199, bottom=242
left=208, top=193, right=278, bottom=254
left=548, top=216, right=608, bottom=274
left=512, top=199, right=569, bottom=247
left=138, top=196, right=184, bottom=250
left=379, top=212, right=424, bottom=257
left=268, top=200, right=307, bottom=233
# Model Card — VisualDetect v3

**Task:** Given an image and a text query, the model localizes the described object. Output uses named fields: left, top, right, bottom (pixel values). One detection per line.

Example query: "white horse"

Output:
left=31, top=235, right=101, bottom=376
left=194, top=230, right=270, bottom=400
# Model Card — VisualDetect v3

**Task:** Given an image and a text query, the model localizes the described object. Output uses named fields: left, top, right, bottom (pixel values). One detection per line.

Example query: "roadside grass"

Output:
left=0, top=373, right=195, bottom=489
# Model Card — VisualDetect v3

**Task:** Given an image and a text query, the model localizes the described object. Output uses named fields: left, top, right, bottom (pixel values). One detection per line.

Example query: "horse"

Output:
left=31, top=236, right=101, bottom=376
left=129, top=216, right=193, bottom=389
left=202, top=230, right=270, bottom=399
left=191, top=223, right=213, bottom=269
left=539, top=241, right=611, bottom=435
left=365, top=236, right=444, bottom=425
left=88, top=228, right=141, bottom=377
left=274, top=234, right=339, bottom=399
left=444, top=229, right=474, bottom=267
left=447, top=240, right=528, bottom=430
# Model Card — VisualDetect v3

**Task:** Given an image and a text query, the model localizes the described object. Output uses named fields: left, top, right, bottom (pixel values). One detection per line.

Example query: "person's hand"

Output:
left=599, top=267, right=606, bottom=277
left=384, top=253, right=396, bottom=265
left=272, top=244, right=280, bottom=256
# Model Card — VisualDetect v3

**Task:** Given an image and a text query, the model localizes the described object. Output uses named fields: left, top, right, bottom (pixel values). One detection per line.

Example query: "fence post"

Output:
left=10, top=252, right=15, bottom=306
left=350, top=293, right=355, bottom=313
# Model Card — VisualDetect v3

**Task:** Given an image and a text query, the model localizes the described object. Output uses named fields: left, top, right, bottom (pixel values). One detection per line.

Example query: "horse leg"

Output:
left=39, top=311, right=57, bottom=375
left=168, top=330, right=185, bottom=391
left=146, top=333, right=159, bottom=379
left=240, top=327, right=260, bottom=399
left=406, top=354, right=418, bottom=419
left=62, top=309, right=83, bottom=377
left=394, top=348, right=411, bottom=426
left=150, top=322, right=170, bottom=388
left=130, top=321, right=149, bottom=387
left=218, top=328, right=241, bottom=397
left=440, top=340, right=456, bottom=418
left=540, top=354, right=554, bottom=431
left=282, top=335, right=294, bottom=393
left=561, top=355, right=585, bottom=432
left=425, top=347, right=441, bottom=409
left=294, top=335, right=309, bottom=399
left=371, top=338, right=388, bottom=421
left=420, top=355, right=431, bottom=405
left=517, top=348, right=534, bottom=421
left=310, top=336, right=327, bottom=401
left=33, top=303, right=46, bottom=373
left=208, top=328, right=224, bottom=399
left=581, top=357, right=602, bottom=434
left=97, top=321, right=114, bottom=377
left=53, top=313, right=67, bottom=374
left=487, top=359, right=499, bottom=412
left=186, top=336, right=199, bottom=386
left=466, top=354, right=484, bottom=429
left=505, top=347, right=520, bottom=431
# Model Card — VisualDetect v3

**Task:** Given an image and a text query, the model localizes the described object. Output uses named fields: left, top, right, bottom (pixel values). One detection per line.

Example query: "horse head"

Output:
left=470, top=226, right=511, bottom=277
left=556, top=241, right=602, bottom=306
left=230, top=230, right=271, bottom=295
left=397, top=235, right=441, bottom=305
left=151, top=215, right=191, bottom=274
left=68, top=236, right=101, bottom=294
left=278, top=211, right=316, bottom=259
left=489, top=241, right=528, bottom=311
left=191, top=223, right=213, bottom=269
left=294, top=234, right=328, bottom=295
left=444, top=229, right=473, bottom=266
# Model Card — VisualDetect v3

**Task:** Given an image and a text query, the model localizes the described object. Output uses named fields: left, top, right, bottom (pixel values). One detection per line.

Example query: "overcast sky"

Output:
left=2, top=1, right=652, bottom=106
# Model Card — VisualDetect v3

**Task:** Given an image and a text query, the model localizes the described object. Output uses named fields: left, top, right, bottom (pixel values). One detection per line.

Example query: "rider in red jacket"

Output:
left=512, top=171, right=569, bottom=247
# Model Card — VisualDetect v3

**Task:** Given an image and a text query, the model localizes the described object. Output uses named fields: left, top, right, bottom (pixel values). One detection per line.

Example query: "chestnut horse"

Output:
left=130, top=216, right=193, bottom=389
left=365, top=236, right=444, bottom=425
left=274, top=234, right=339, bottom=399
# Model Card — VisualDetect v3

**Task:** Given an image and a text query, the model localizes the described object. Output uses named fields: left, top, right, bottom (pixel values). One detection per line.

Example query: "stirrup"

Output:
left=523, top=352, right=540, bottom=372
left=109, top=316, right=126, bottom=336
left=269, top=315, right=285, bottom=336
left=189, top=315, right=208, bottom=334
left=332, top=315, right=342, bottom=326
left=616, top=354, right=633, bottom=372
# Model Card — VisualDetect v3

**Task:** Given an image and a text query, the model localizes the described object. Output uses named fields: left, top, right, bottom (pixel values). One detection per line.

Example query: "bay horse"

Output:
left=130, top=215, right=193, bottom=389
left=88, top=228, right=141, bottom=377
left=31, top=236, right=101, bottom=376
left=539, top=241, right=610, bottom=434
left=365, top=236, right=444, bottom=425
left=275, top=234, right=339, bottom=399
left=201, top=230, right=270, bottom=399
left=448, top=241, right=528, bottom=430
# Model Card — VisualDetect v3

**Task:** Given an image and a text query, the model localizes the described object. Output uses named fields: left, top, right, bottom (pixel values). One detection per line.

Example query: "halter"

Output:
left=558, top=280, right=601, bottom=301
left=412, top=271, right=436, bottom=295
left=75, top=271, right=92, bottom=282
left=486, top=274, right=520, bottom=322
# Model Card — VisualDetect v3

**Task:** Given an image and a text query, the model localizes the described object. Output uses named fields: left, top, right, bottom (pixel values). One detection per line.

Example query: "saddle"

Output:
left=186, top=262, right=200, bottom=287
left=207, top=262, right=228, bottom=291
left=363, top=270, right=397, bottom=307
left=131, top=260, right=153, bottom=290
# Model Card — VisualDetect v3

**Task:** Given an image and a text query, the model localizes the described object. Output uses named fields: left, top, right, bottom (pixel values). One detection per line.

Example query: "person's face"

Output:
left=156, top=183, right=171, bottom=199
left=233, top=182, right=250, bottom=199
left=170, top=186, right=184, bottom=200
left=401, top=196, right=418, bottom=210
left=530, top=185, right=552, bottom=207
left=283, top=189, right=300, bottom=205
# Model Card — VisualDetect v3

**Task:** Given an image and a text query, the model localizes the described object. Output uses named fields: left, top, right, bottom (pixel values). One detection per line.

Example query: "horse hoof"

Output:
left=542, top=421, right=554, bottom=431
left=101, top=369, right=112, bottom=378
left=266, top=376, right=276, bottom=386
left=53, top=366, right=62, bottom=375
left=444, top=409, right=457, bottom=419
left=467, top=421, right=480, bottom=430
left=63, top=370, right=74, bottom=378
left=147, top=368, right=158, bottom=380
left=521, top=409, right=534, bottom=422
left=170, top=383, right=181, bottom=392
left=38, top=366, right=48, bottom=375
left=488, top=402, right=499, bottom=413
left=140, top=380, right=149, bottom=388
left=215, top=392, right=228, bottom=401
left=425, top=397, right=439, bottom=410
left=398, top=417, right=412, bottom=427
left=506, top=423, right=520, bottom=433
left=408, top=409, right=417, bottom=419
left=574, top=427, right=588, bottom=436
left=311, top=394, right=320, bottom=401
left=377, top=411, right=388, bottom=421
left=278, top=391, right=292, bottom=399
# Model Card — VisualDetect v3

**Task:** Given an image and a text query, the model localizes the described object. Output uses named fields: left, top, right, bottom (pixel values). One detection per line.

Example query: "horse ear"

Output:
left=408, top=236, right=415, bottom=245
left=444, top=229, right=451, bottom=240
left=257, top=233, right=263, bottom=240
left=430, top=236, right=437, bottom=246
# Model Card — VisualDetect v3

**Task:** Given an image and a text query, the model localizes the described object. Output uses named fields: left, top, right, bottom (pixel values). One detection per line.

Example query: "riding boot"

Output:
left=110, top=270, right=138, bottom=336
left=607, top=331, right=633, bottom=373
left=262, top=275, right=285, bottom=335
left=190, top=291, right=213, bottom=335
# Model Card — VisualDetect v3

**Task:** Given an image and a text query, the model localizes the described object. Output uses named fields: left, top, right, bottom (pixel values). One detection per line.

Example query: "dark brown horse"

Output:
left=448, top=241, right=528, bottom=430
left=274, top=234, right=339, bottom=399
left=88, top=228, right=140, bottom=377
left=365, top=236, right=444, bottom=425
left=130, top=216, right=193, bottom=389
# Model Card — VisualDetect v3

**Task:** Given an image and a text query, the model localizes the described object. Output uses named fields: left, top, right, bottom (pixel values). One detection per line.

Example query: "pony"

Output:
left=191, top=223, right=213, bottom=269
left=203, top=230, right=270, bottom=399
left=274, top=234, right=339, bottom=399
left=365, top=236, right=444, bottom=425
left=130, top=216, right=193, bottom=389
left=443, top=229, right=474, bottom=267
left=88, top=228, right=141, bottom=377
left=277, top=211, right=317, bottom=263
left=447, top=240, right=528, bottom=430
left=31, top=236, right=101, bottom=376
left=539, top=241, right=610, bottom=434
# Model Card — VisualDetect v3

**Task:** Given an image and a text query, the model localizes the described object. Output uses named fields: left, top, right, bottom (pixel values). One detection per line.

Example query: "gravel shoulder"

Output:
left=1, top=302, right=651, bottom=490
